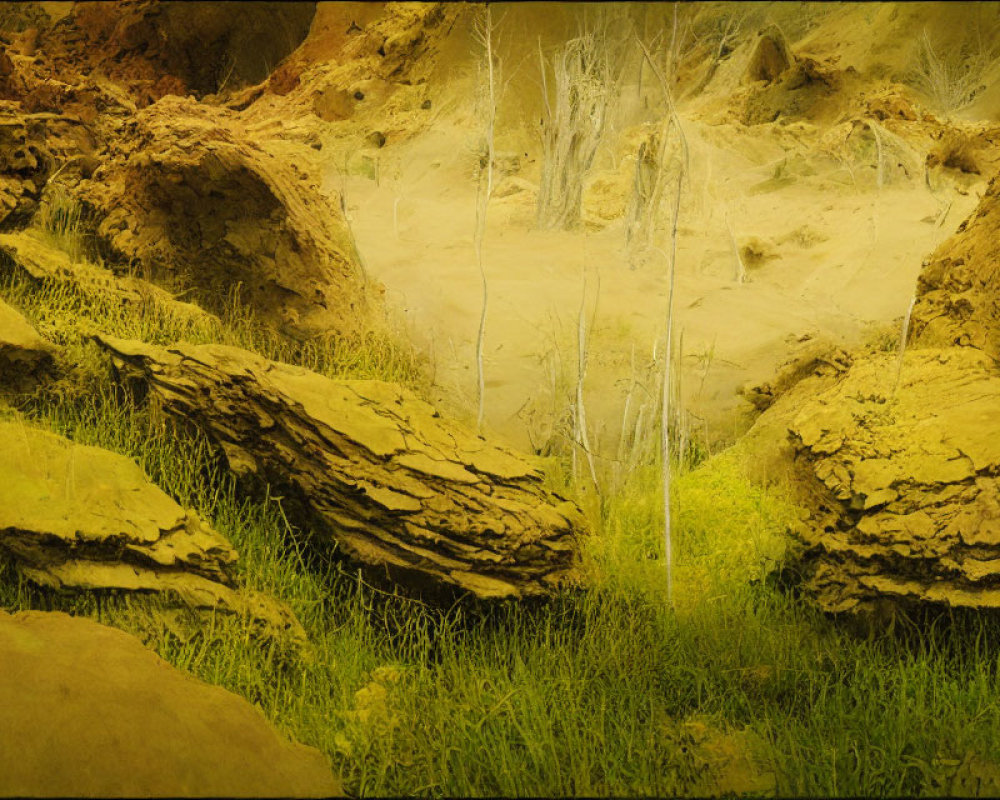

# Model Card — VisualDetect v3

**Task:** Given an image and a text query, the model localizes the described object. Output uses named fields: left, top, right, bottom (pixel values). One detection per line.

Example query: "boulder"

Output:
left=97, top=335, right=589, bottom=602
left=0, top=296, right=55, bottom=392
left=784, top=347, right=1000, bottom=614
left=749, top=174, right=1000, bottom=618
left=0, top=421, right=302, bottom=639
left=77, top=96, right=370, bottom=339
left=0, top=608, right=340, bottom=797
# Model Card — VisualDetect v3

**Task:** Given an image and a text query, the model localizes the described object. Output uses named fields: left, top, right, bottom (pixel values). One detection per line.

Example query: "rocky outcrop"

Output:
left=0, top=296, right=55, bottom=392
left=785, top=347, right=1000, bottom=614
left=76, top=96, right=370, bottom=339
left=98, top=335, right=589, bottom=602
left=0, top=609, right=340, bottom=797
left=748, top=174, right=1000, bottom=618
left=36, top=1, right=315, bottom=106
left=912, top=171, right=1000, bottom=359
left=0, top=421, right=302, bottom=639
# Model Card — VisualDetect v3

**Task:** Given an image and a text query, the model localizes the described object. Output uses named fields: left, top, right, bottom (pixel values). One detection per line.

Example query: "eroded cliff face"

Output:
left=40, top=1, right=316, bottom=104
left=0, top=1, right=379, bottom=340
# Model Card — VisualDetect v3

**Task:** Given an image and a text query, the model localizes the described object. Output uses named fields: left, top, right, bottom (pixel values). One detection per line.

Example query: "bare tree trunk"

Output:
left=537, top=22, right=624, bottom=230
left=656, top=173, right=683, bottom=606
left=635, top=14, right=690, bottom=606
left=474, top=5, right=498, bottom=433
left=575, top=276, right=600, bottom=495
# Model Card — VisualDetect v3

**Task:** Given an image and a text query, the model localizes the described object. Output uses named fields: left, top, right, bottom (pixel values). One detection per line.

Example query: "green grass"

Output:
left=4, top=251, right=1000, bottom=797
left=0, top=257, right=425, bottom=390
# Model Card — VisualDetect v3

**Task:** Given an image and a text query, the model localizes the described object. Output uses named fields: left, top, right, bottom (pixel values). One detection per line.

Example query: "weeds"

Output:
left=910, top=28, right=998, bottom=115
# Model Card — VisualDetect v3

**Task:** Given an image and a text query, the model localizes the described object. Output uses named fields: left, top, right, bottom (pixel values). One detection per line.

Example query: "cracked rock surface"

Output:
left=98, top=335, right=589, bottom=601
left=0, top=420, right=302, bottom=638
left=749, top=173, right=1000, bottom=617
left=786, top=347, right=1000, bottom=614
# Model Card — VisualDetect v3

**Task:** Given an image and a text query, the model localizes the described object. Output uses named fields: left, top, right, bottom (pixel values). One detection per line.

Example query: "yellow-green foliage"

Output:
left=0, top=267, right=425, bottom=392
left=590, top=450, right=797, bottom=613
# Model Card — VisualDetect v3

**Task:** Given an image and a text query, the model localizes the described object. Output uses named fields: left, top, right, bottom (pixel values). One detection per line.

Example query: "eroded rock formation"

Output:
left=749, top=172, right=1000, bottom=617
left=76, top=96, right=370, bottom=339
left=97, top=335, right=589, bottom=601
left=0, top=421, right=301, bottom=638
left=0, top=296, right=55, bottom=392
left=786, top=348, right=1000, bottom=614
left=912, top=171, right=1000, bottom=360
left=0, top=609, right=340, bottom=797
left=37, top=1, right=315, bottom=106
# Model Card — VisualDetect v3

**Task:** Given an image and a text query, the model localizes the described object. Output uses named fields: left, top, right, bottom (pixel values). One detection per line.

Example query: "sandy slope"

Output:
left=331, top=121, right=978, bottom=457
left=309, top=2, right=994, bottom=460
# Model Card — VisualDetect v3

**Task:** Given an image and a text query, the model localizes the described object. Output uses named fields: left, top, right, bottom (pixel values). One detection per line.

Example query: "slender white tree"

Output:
left=473, top=4, right=499, bottom=433
left=636, top=7, right=689, bottom=607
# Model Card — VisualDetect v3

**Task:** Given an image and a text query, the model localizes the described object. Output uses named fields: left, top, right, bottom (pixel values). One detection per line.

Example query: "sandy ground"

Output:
left=320, top=102, right=980, bottom=462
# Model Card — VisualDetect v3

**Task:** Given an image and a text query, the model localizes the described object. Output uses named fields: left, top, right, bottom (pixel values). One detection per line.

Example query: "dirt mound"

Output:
left=77, top=95, right=370, bottom=339
left=0, top=608, right=340, bottom=797
left=742, top=52, right=855, bottom=126
left=912, top=171, right=1000, bottom=359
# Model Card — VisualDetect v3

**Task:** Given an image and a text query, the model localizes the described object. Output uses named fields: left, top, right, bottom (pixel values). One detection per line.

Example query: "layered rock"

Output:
left=0, top=421, right=301, bottom=638
left=912, top=171, right=1000, bottom=359
left=98, top=335, right=589, bottom=601
left=785, top=348, right=1000, bottom=614
left=748, top=174, right=1000, bottom=617
left=0, top=609, right=340, bottom=797
left=0, top=296, right=55, bottom=392
left=76, top=96, right=370, bottom=339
